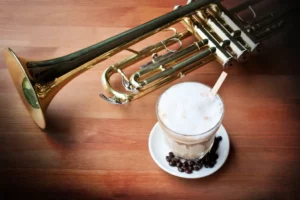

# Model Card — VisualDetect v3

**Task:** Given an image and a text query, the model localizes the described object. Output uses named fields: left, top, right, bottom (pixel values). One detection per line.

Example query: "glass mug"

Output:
left=156, top=82, right=224, bottom=160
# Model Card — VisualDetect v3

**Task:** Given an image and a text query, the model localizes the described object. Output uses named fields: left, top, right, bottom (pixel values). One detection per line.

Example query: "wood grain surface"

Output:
left=0, top=0, right=299, bottom=199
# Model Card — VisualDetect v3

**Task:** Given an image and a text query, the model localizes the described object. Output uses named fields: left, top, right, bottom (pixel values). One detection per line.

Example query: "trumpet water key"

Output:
left=3, top=0, right=289, bottom=129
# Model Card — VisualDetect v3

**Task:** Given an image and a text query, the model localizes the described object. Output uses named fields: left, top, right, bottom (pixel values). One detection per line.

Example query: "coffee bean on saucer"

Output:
left=187, top=160, right=195, bottom=166
left=176, top=162, right=183, bottom=168
left=212, top=137, right=222, bottom=149
left=197, top=159, right=203, bottom=165
left=178, top=167, right=184, bottom=172
left=205, top=154, right=211, bottom=163
left=172, top=157, right=179, bottom=163
left=166, top=156, right=171, bottom=162
left=187, top=166, right=193, bottom=171
left=193, top=165, right=201, bottom=171
left=204, top=163, right=210, bottom=168
left=208, top=161, right=215, bottom=168
left=210, top=143, right=219, bottom=154
left=183, top=160, right=188, bottom=167
left=197, top=162, right=203, bottom=169
left=182, top=163, right=189, bottom=169
left=169, top=160, right=176, bottom=167
left=169, top=152, right=175, bottom=158
left=212, top=160, right=217, bottom=165
left=212, top=153, right=218, bottom=160
left=216, top=136, right=222, bottom=142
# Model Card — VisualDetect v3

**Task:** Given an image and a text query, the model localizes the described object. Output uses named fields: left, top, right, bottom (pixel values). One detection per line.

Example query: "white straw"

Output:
left=210, top=71, right=228, bottom=96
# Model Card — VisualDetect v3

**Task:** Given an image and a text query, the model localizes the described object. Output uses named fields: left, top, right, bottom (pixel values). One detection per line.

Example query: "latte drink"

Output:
left=156, top=82, right=224, bottom=160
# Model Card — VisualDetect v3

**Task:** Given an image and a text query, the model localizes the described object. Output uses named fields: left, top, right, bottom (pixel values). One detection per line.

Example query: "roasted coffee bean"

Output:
left=183, top=160, right=188, bottom=167
left=210, top=143, right=218, bottom=154
left=208, top=162, right=214, bottom=168
left=212, top=160, right=217, bottom=165
left=166, top=156, right=171, bottom=162
left=185, top=169, right=192, bottom=174
left=193, top=165, right=201, bottom=171
left=197, top=159, right=203, bottom=165
left=187, top=166, right=193, bottom=171
left=209, top=159, right=216, bottom=166
left=213, top=153, right=218, bottom=160
left=209, top=137, right=221, bottom=155
left=172, top=157, right=179, bottom=163
left=187, top=160, right=195, bottom=166
left=169, top=160, right=176, bottom=167
left=215, top=153, right=219, bottom=159
left=169, top=152, right=175, bottom=158
left=216, top=136, right=222, bottom=142
left=197, top=162, right=203, bottom=169
left=205, top=154, right=211, bottom=163
left=178, top=167, right=184, bottom=172
left=204, top=163, right=210, bottom=168
left=176, top=162, right=183, bottom=168
left=208, top=152, right=213, bottom=158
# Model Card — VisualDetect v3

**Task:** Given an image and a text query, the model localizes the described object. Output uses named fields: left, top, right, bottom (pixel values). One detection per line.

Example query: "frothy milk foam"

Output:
left=157, top=82, right=224, bottom=159
left=158, top=82, right=223, bottom=135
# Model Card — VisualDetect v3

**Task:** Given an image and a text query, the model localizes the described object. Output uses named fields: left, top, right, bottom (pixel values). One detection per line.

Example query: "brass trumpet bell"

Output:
left=5, top=49, right=47, bottom=128
left=4, top=0, right=289, bottom=129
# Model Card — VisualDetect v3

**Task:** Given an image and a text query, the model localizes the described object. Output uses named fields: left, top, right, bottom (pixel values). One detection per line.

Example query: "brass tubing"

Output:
left=101, top=31, right=192, bottom=99
left=109, top=31, right=191, bottom=71
left=143, top=47, right=216, bottom=85
left=130, top=39, right=209, bottom=88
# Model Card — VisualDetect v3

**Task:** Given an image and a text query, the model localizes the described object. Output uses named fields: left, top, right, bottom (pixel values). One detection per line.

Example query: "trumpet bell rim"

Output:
left=4, top=48, right=46, bottom=129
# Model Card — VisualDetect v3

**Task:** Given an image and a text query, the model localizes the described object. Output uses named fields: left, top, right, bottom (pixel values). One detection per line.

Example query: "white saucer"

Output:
left=148, top=122, right=230, bottom=179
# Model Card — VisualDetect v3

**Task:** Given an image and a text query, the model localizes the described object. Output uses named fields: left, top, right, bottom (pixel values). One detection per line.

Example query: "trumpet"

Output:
left=4, top=0, right=288, bottom=129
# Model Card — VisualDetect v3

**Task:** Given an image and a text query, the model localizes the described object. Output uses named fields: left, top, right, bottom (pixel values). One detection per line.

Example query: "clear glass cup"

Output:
left=156, top=82, right=224, bottom=160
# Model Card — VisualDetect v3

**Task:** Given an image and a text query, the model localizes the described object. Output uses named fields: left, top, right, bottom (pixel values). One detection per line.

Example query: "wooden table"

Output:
left=1, top=0, right=299, bottom=199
